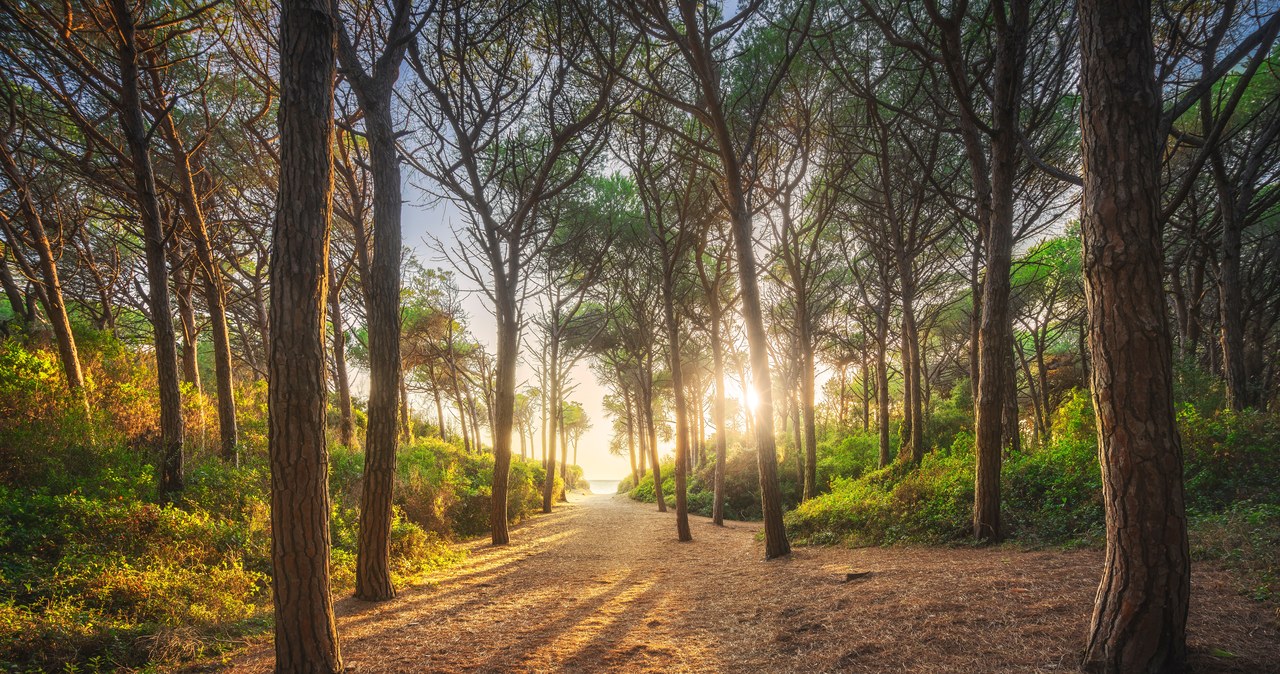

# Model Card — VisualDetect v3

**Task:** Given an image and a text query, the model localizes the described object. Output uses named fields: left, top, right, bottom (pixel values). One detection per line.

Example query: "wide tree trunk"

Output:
left=1078, top=1, right=1190, bottom=670
left=268, top=0, right=343, bottom=668
left=111, top=0, right=183, bottom=497
left=722, top=161, right=788, bottom=558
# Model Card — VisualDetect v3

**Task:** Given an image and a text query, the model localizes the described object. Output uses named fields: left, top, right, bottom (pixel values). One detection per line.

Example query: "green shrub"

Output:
left=1190, top=501, right=1279, bottom=601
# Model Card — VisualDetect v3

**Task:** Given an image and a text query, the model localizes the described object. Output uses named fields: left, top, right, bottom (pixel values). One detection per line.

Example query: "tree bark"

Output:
left=352, top=97, right=403, bottom=601
left=152, top=100, right=240, bottom=462
left=661, top=265, right=692, bottom=542
left=268, top=0, right=343, bottom=668
left=110, top=0, right=184, bottom=497
left=970, top=1, right=1027, bottom=543
left=490, top=278, right=517, bottom=542
left=1078, top=1, right=1190, bottom=670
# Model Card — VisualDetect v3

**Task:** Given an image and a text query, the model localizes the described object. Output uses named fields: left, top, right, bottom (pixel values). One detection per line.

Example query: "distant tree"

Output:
left=405, top=0, right=618, bottom=544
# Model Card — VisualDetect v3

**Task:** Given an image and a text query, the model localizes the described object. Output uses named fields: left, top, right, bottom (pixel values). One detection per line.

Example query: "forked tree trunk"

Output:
left=267, top=0, right=343, bottom=669
left=110, top=0, right=183, bottom=497
left=1078, top=1, right=1190, bottom=670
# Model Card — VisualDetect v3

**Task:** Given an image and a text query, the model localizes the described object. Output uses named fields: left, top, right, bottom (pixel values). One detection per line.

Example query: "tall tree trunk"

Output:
left=643, top=372, right=666, bottom=512
left=541, top=336, right=561, bottom=512
left=111, top=0, right=183, bottom=497
left=661, top=269, right=692, bottom=542
left=434, top=384, right=446, bottom=441
left=268, top=0, right=343, bottom=668
left=875, top=312, right=892, bottom=468
left=711, top=313, right=728, bottom=525
left=1215, top=185, right=1248, bottom=411
left=899, top=282, right=925, bottom=464
left=155, top=108, right=239, bottom=462
left=799, top=314, right=818, bottom=499
left=559, top=418, right=569, bottom=501
left=490, top=277, right=518, bottom=543
left=971, top=2, right=1027, bottom=543
left=624, top=385, right=639, bottom=486
left=353, top=95, right=404, bottom=599
left=1078, top=1, right=1190, bottom=669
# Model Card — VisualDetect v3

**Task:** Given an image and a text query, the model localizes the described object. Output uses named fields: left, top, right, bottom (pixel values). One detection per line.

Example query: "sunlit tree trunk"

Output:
left=0, top=148, right=88, bottom=414
left=710, top=313, right=729, bottom=526
left=154, top=107, right=239, bottom=462
left=111, top=0, right=184, bottom=497
left=661, top=263, right=692, bottom=541
left=267, top=0, right=343, bottom=668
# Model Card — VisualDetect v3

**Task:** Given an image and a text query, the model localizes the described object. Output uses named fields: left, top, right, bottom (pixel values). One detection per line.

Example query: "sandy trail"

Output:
left=227, top=493, right=1278, bottom=673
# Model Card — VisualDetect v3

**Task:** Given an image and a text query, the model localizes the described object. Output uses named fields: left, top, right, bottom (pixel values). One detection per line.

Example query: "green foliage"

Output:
left=1190, top=501, right=1279, bottom=601
left=788, top=384, right=1280, bottom=591
left=785, top=439, right=974, bottom=546
left=1179, top=406, right=1280, bottom=512
left=815, top=433, right=881, bottom=487
left=0, top=338, right=529, bottom=671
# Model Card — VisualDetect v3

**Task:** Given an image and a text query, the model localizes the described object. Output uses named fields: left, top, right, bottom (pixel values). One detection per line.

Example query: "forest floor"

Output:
left=222, top=493, right=1279, bottom=673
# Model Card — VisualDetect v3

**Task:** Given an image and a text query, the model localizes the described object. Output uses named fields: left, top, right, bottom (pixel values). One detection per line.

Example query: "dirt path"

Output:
left=229, top=494, right=1278, bottom=673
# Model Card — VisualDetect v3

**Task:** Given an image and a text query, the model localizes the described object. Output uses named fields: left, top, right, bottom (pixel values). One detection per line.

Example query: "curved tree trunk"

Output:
left=268, top=0, right=343, bottom=667
left=1078, top=1, right=1190, bottom=670
left=0, top=145, right=89, bottom=414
